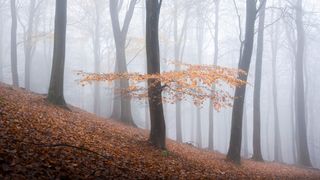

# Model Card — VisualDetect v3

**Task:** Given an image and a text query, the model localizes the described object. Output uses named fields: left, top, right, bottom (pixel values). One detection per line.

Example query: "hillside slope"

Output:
left=0, top=83, right=319, bottom=179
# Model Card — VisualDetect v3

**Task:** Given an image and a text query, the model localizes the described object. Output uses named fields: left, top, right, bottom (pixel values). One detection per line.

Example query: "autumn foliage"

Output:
left=1, top=83, right=319, bottom=179
left=79, top=62, right=246, bottom=110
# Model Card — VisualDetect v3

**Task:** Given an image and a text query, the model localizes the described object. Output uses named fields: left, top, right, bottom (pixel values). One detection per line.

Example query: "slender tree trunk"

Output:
left=110, top=0, right=136, bottom=126
left=242, top=105, right=249, bottom=157
left=173, top=0, right=182, bottom=142
left=93, top=1, right=101, bottom=115
left=271, top=22, right=283, bottom=163
left=284, top=13, right=298, bottom=164
left=47, top=0, right=67, bottom=106
left=252, top=0, right=266, bottom=162
left=10, top=0, right=19, bottom=87
left=208, top=0, right=220, bottom=151
left=141, top=0, right=150, bottom=130
left=146, top=0, right=166, bottom=149
left=227, top=0, right=256, bottom=164
left=196, top=0, right=204, bottom=149
left=294, top=0, right=312, bottom=167
left=24, top=0, right=37, bottom=90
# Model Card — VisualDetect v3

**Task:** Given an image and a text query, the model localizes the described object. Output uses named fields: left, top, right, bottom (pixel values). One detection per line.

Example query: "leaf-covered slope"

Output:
left=0, top=83, right=319, bottom=179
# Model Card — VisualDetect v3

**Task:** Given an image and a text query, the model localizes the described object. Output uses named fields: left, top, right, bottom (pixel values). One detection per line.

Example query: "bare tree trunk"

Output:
left=227, top=0, right=256, bottom=164
left=294, top=0, right=312, bottom=167
left=10, top=0, right=19, bottom=87
left=208, top=0, right=220, bottom=151
left=110, top=0, right=137, bottom=126
left=269, top=2, right=283, bottom=162
left=252, top=0, right=266, bottom=162
left=47, top=0, right=67, bottom=106
left=196, top=0, right=204, bottom=149
left=93, top=0, right=101, bottom=115
left=242, top=105, right=249, bottom=157
left=173, top=0, right=182, bottom=142
left=23, top=0, right=37, bottom=90
left=146, top=0, right=166, bottom=149
left=284, top=12, right=298, bottom=164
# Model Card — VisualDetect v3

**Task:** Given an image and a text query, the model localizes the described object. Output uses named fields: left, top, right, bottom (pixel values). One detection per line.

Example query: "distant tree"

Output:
left=47, top=0, right=67, bottom=106
left=270, top=2, right=283, bottom=162
left=196, top=0, right=205, bottom=148
left=227, top=0, right=257, bottom=164
left=92, top=0, right=103, bottom=115
left=252, top=0, right=266, bottom=162
left=294, top=0, right=312, bottom=167
left=10, top=0, right=19, bottom=87
left=19, top=0, right=43, bottom=90
left=208, top=0, right=220, bottom=151
left=173, top=0, right=190, bottom=143
left=109, top=0, right=137, bottom=126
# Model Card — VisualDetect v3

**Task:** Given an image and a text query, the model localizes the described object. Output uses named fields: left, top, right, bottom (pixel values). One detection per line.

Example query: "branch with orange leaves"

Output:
left=78, top=62, right=246, bottom=111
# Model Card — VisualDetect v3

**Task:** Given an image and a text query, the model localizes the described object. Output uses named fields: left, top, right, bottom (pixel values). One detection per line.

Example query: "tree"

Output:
left=10, top=0, right=19, bottom=87
left=173, top=0, right=189, bottom=143
left=145, top=0, right=165, bottom=149
left=294, top=0, right=312, bottom=167
left=208, top=0, right=220, bottom=151
left=227, top=0, right=257, bottom=164
left=270, top=2, right=283, bottom=162
left=109, top=0, right=137, bottom=126
left=47, top=0, right=67, bottom=106
left=80, top=64, right=245, bottom=150
left=252, top=0, right=266, bottom=162
left=20, top=0, right=43, bottom=90
left=196, top=0, right=205, bottom=148
left=92, top=0, right=103, bottom=115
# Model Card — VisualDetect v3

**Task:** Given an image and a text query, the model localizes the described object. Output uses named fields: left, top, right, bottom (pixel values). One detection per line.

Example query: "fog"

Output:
left=0, top=0, right=319, bottom=168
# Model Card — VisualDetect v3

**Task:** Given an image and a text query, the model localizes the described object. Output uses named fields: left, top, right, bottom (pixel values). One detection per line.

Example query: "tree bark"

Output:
left=294, top=0, right=312, bottom=167
left=252, top=0, right=266, bottom=162
left=93, top=0, right=102, bottom=115
left=227, top=0, right=256, bottom=164
left=208, top=0, right=220, bottom=151
left=23, top=0, right=38, bottom=91
left=47, top=0, right=67, bottom=106
left=196, top=0, right=204, bottom=149
left=110, top=0, right=137, bottom=126
left=270, top=8, right=283, bottom=163
left=10, top=0, right=19, bottom=87
left=146, top=0, right=166, bottom=149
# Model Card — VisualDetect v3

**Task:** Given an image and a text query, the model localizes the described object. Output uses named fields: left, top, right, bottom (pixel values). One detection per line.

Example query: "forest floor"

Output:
left=0, top=83, right=320, bottom=179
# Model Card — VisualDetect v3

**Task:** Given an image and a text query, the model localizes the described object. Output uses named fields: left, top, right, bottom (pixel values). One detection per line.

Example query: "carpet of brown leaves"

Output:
left=0, top=83, right=319, bottom=179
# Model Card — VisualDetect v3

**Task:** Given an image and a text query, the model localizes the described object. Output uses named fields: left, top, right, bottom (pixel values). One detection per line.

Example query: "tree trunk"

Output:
left=271, top=18, right=283, bottom=163
left=109, top=0, right=136, bottom=126
left=173, top=0, right=182, bottom=142
left=146, top=0, right=166, bottom=149
left=196, top=0, right=204, bottom=149
left=208, top=0, right=220, bottom=151
left=24, top=0, right=37, bottom=91
left=47, top=0, right=67, bottom=106
left=252, top=0, right=266, bottom=162
left=242, top=105, right=249, bottom=157
left=93, top=1, right=101, bottom=115
left=10, top=0, right=19, bottom=87
left=227, top=0, right=256, bottom=164
left=294, top=0, right=312, bottom=167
